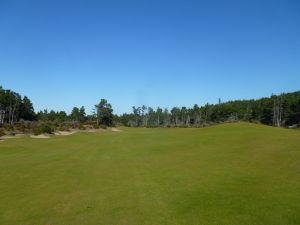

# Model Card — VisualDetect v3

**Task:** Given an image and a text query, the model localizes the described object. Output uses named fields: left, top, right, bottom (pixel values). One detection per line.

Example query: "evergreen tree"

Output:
left=95, top=99, right=113, bottom=126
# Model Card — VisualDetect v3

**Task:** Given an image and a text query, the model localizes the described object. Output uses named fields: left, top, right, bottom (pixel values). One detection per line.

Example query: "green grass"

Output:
left=0, top=123, right=300, bottom=225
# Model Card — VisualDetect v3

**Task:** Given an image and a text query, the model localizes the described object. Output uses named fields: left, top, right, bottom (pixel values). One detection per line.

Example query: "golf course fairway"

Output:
left=0, top=123, right=299, bottom=225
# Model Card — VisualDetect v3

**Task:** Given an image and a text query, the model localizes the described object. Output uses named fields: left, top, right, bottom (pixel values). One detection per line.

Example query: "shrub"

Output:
left=0, top=129, right=5, bottom=137
left=99, top=124, right=107, bottom=129
left=92, top=123, right=99, bottom=129
left=32, top=124, right=54, bottom=135
left=4, top=124, right=14, bottom=131
left=40, top=124, right=54, bottom=134
left=33, top=128, right=42, bottom=136
left=15, top=123, right=26, bottom=133
left=58, top=126, right=70, bottom=132
left=79, top=125, right=86, bottom=130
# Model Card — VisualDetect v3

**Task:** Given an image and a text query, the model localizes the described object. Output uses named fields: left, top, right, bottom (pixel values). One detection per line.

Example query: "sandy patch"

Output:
left=84, top=129, right=99, bottom=133
left=55, top=131, right=76, bottom=136
left=0, top=134, right=25, bottom=142
left=84, top=128, right=107, bottom=133
left=30, top=134, right=50, bottom=139
left=0, top=127, right=121, bottom=141
left=1, top=134, right=26, bottom=139
left=111, top=128, right=121, bottom=132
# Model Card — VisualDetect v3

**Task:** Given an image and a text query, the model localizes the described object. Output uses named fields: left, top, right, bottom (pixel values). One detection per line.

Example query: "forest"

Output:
left=118, top=91, right=300, bottom=128
left=0, top=85, right=299, bottom=134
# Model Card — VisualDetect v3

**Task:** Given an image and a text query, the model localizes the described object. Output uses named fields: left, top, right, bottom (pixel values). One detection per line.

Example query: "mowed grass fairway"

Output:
left=0, top=123, right=300, bottom=225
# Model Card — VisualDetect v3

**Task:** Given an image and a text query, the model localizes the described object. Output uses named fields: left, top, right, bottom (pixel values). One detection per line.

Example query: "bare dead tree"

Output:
left=273, top=95, right=283, bottom=127
left=186, top=115, right=190, bottom=126
left=11, top=100, right=18, bottom=125
left=0, top=109, right=5, bottom=125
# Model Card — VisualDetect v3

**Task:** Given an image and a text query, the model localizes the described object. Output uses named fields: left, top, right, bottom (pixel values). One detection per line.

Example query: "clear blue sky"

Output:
left=0, top=0, right=299, bottom=115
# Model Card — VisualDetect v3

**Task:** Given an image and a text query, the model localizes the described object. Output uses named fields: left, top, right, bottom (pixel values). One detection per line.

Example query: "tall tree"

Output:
left=95, top=99, right=113, bottom=126
left=79, top=106, right=86, bottom=122
left=132, top=106, right=141, bottom=127
left=19, top=96, right=35, bottom=121
left=171, top=107, right=180, bottom=126
left=192, top=104, right=201, bottom=125
left=57, top=111, right=68, bottom=122
left=70, top=106, right=86, bottom=123
left=141, top=105, right=147, bottom=127
left=156, top=107, right=163, bottom=126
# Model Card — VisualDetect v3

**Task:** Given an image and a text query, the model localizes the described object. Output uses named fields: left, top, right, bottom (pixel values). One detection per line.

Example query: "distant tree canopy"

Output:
left=0, top=86, right=35, bottom=125
left=0, top=85, right=299, bottom=128
left=70, top=106, right=86, bottom=123
left=36, top=106, right=87, bottom=123
left=116, top=91, right=300, bottom=128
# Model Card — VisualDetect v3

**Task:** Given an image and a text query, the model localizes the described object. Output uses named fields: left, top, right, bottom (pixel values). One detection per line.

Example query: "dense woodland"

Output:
left=0, top=86, right=113, bottom=135
left=0, top=85, right=299, bottom=135
left=118, top=92, right=300, bottom=127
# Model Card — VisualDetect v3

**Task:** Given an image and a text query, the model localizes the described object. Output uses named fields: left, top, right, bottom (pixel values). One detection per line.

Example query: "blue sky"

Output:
left=0, top=0, right=299, bottom=115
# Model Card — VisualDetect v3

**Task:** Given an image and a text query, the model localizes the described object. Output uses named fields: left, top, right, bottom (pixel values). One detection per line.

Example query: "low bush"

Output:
left=0, top=128, right=5, bottom=137
left=58, top=126, right=70, bottom=132
left=9, top=131, right=16, bottom=136
left=40, top=124, right=54, bottom=134
left=99, top=124, right=107, bottom=129
left=4, top=124, right=14, bottom=131
left=33, top=128, right=42, bottom=136
left=33, top=124, right=54, bottom=135
left=79, top=125, right=86, bottom=130
left=92, top=123, right=99, bottom=129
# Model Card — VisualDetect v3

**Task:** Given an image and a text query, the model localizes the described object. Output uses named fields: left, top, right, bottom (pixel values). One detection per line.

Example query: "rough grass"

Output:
left=0, top=123, right=299, bottom=225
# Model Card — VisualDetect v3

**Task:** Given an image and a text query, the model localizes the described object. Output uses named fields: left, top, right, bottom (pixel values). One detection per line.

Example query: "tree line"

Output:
left=116, top=91, right=300, bottom=128
left=0, top=86, right=114, bottom=128
left=1, top=85, right=300, bottom=130
left=0, top=86, right=35, bottom=125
